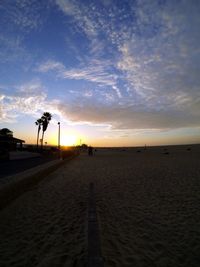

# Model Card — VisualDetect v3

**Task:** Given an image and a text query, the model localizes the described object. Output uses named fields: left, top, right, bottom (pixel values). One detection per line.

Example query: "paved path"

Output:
left=9, top=151, right=41, bottom=160
left=0, top=154, right=58, bottom=180
left=88, top=183, right=104, bottom=267
left=0, top=153, right=92, bottom=267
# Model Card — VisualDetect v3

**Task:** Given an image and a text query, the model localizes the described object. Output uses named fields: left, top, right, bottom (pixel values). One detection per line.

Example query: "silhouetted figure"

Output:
left=88, top=146, right=93, bottom=156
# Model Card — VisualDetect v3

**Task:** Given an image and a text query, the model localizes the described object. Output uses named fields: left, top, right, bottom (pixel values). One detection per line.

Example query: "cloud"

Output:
left=0, top=0, right=50, bottom=64
left=115, top=0, right=200, bottom=118
left=0, top=81, right=59, bottom=123
left=1, top=78, right=199, bottom=131
left=55, top=0, right=130, bottom=59
left=54, top=1, right=199, bottom=96
left=1, top=0, right=200, bottom=133
left=61, top=65, right=117, bottom=88
left=55, top=0, right=100, bottom=38
left=38, top=59, right=121, bottom=97
left=56, top=98, right=200, bottom=130
left=0, top=35, right=29, bottom=64
left=36, top=0, right=200, bottom=130
left=37, top=60, right=65, bottom=73
left=0, top=0, right=48, bottom=32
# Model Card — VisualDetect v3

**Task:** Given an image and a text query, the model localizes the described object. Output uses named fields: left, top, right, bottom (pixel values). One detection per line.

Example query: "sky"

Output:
left=0, top=0, right=200, bottom=147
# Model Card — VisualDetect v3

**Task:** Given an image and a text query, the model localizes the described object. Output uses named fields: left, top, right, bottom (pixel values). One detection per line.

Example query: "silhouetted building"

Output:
left=0, top=135, right=25, bottom=151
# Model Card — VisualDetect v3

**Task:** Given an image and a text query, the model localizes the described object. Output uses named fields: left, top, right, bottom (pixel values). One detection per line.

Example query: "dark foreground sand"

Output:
left=0, top=145, right=200, bottom=267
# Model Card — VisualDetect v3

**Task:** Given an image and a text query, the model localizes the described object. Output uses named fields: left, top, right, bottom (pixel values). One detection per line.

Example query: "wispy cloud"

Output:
left=1, top=77, right=199, bottom=131
left=38, top=60, right=65, bottom=73
left=115, top=0, right=200, bottom=112
left=61, top=65, right=117, bottom=88
left=38, top=59, right=121, bottom=97
left=0, top=1, right=49, bottom=65
left=55, top=0, right=100, bottom=38
left=35, top=0, right=200, bottom=130
left=0, top=81, right=58, bottom=123
left=0, top=35, right=29, bottom=64
left=0, top=0, right=48, bottom=32
left=1, top=0, right=200, bottom=135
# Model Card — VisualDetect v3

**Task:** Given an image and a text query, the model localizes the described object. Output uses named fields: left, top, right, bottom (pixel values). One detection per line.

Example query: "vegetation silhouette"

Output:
left=41, top=112, right=52, bottom=150
left=35, top=118, right=43, bottom=149
left=35, top=112, right=52, bottom=151
left=0, top=128, right=13, bottom=137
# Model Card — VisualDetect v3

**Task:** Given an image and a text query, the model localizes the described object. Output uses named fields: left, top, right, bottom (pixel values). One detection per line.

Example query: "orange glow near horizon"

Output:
left=60, top=135, right=78, bottom=146
left=10, top=123, right=200, bottom=148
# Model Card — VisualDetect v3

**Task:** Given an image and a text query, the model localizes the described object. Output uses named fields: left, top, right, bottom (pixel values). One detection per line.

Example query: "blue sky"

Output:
left=0, top=0, right=200, bottom=146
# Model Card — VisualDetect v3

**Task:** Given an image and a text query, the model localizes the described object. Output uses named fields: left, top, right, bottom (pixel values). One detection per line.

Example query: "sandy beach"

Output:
left=0, top=145, right=200, bottom=266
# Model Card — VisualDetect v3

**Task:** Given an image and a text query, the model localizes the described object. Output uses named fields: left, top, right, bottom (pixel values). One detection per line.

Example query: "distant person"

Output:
left=88, top=146, right=93, bottom=156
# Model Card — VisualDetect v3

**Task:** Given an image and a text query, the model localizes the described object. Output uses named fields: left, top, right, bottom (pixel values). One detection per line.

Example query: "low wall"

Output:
left=0, top=153, right=79, bottom=210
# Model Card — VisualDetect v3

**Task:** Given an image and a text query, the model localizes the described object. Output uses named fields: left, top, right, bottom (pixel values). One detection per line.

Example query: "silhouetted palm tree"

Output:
left=41, top=112, right=52, bottom=150
left=35, top=118, right=43, bottom=149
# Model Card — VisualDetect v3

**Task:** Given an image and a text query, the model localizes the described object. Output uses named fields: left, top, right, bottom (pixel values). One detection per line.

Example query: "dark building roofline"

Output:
left=0, top=136, right=25, bottom=143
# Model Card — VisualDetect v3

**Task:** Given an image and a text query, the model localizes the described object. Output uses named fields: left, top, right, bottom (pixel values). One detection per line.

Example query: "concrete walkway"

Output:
left=9, top=151, right=41, bottom=160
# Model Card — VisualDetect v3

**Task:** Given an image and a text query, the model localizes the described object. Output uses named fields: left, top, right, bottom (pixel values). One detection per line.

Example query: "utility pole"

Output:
left=58, top=122, right=60, bottom=150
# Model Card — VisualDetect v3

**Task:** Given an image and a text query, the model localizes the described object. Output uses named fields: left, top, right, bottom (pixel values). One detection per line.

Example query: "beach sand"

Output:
left=0, top=145, right=200, bottom=266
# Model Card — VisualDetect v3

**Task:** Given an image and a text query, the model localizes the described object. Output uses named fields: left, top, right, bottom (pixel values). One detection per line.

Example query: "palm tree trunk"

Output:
left=36, top=126, right=40, bottom=149
left=41, top=131, right=44, bottom=150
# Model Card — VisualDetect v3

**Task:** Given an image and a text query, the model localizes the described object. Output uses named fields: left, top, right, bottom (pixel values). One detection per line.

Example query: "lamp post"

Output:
left=58, top=122, right=60, bottom=150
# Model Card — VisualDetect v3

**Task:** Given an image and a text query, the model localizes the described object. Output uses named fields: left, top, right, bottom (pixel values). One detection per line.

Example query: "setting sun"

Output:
left=61, top=135, right=77, bottom=146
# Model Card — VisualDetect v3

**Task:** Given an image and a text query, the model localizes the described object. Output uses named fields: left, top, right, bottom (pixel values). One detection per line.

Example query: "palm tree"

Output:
left=41, top=112, right=52, bottom=150
left=35, top=118, right=43, bottom=149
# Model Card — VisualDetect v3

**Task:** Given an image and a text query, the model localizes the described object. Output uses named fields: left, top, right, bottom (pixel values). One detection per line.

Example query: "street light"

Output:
left=58, top=122, right=60, bottom=150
